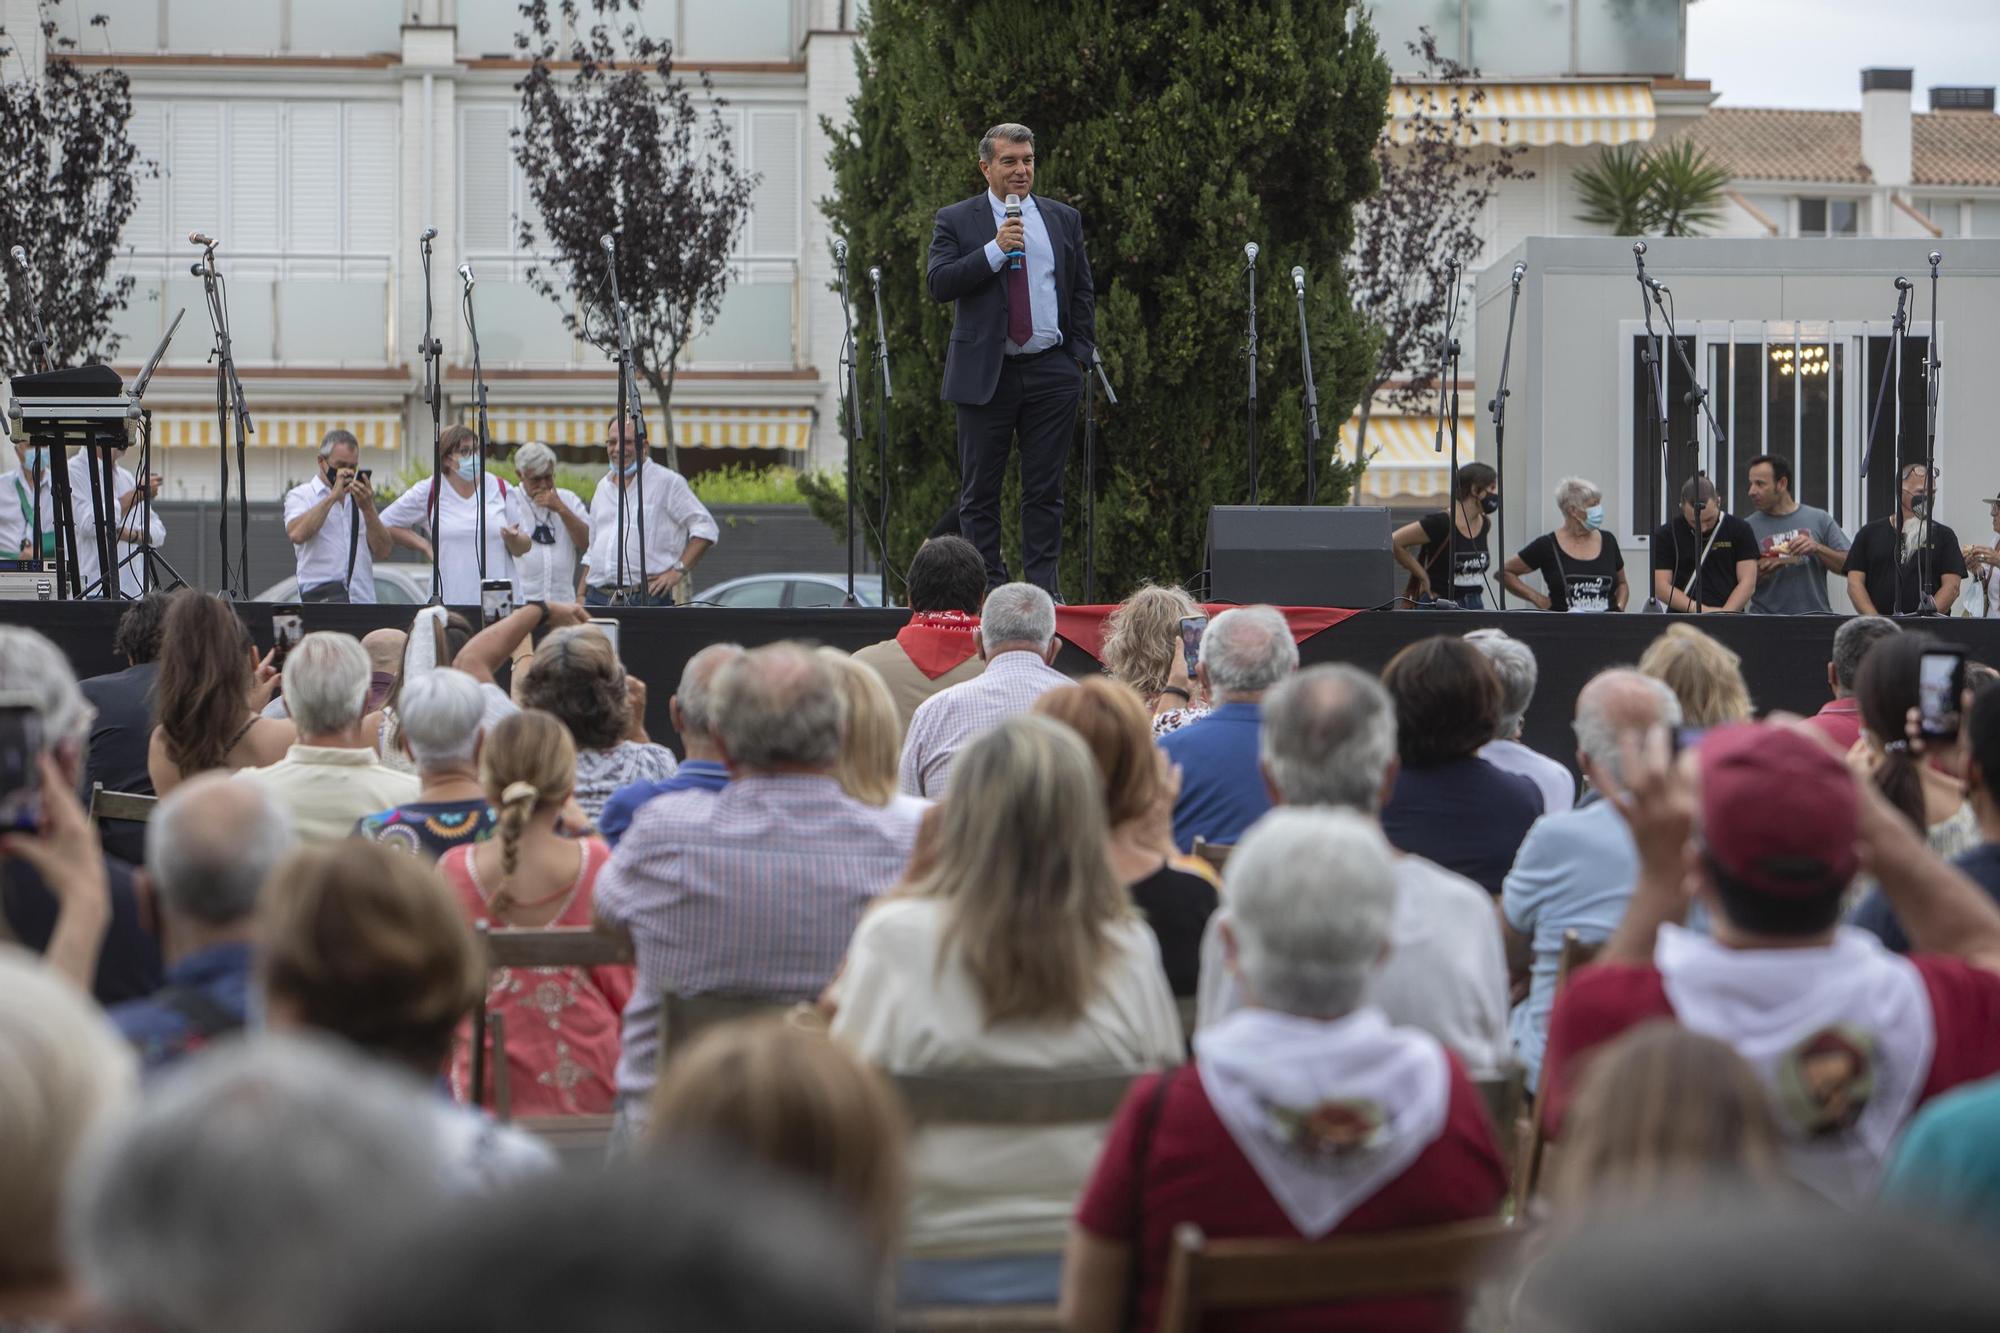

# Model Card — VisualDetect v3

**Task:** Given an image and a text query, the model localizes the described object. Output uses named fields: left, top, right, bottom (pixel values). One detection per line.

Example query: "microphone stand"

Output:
left=194, top=239, right=254, bottom=597
left=1489, top=264, right=1524, bottom=609
left=1650, top=279, right=1728, bottom=610
left=1085, top=348, right=1119, bottom=604
left=1245, top=244, right=1260, bottom=505
left=1293, top=267, right=1322, bottom=507
left=121, top=307, right=189, bottom=593
left=1921, top=252, right=1945, bottom=615
left=1633, top=243, right=1674, bottom=608
left=834, top=241, right=863, bottom=605
left=417, top=229, right=444, bottom=603
left=1431, top=259, right=1464, bottom=606
left=461, top=268, right=490, bottom=580
left=868, top=264, right=892, bottom=608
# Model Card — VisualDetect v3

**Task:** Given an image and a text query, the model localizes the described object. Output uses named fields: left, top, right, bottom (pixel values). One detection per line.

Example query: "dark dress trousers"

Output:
left=927, top=191, right=1096, bottom=593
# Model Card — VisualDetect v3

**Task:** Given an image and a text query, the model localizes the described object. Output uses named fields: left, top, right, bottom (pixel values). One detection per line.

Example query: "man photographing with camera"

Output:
left=284, top=428, right=391, bottom=604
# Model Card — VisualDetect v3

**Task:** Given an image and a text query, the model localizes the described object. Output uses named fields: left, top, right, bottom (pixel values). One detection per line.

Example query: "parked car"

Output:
left=251, top=564, right=435, bottom=605
left=699, top=571, right=891, bottom=609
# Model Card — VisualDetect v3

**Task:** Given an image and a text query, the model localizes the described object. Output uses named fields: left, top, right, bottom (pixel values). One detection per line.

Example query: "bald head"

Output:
left=147, top=775, right=295, bottom=926
left=1573, top=669, right=1683, bottom=790
left=710, top=641, right=845, bottom=772
left=673, top=642, right=746, bottom=754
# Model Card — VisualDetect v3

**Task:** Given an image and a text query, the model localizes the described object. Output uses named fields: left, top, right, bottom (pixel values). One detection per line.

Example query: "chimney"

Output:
left=1861, top=68, right=1913, bottom=185
left=1930, top=86, right=1997, bottom=113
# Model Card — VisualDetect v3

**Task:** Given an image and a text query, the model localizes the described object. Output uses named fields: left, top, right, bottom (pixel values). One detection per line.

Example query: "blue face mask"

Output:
left=23, top=447, right=45, bottom=475
left=1584, top=504, right=1604, bottom=531
left=620, top=459, right=641, bottom=478
left=454, top=455, right=479, bottom=482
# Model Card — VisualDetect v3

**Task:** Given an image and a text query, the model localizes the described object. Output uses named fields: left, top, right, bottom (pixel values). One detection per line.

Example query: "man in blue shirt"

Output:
left=599, top=642, right=744, bottom=846
left=111, top=775, right=296, bottom=1072
left=1160, top=606, right=1297, bottom=850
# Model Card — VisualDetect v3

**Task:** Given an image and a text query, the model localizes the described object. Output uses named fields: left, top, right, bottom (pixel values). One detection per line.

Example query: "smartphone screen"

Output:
left=588, top=615, right=622, bottom=659
left=1178, top=615, right=1208, bottom=677
left=1919, top=650, right=1968, bottom=740
left=0, top=704, right=45, bottom=834
left=270, top=609, right=304, bottom=671
left=480, top=579, right=514, bottom=628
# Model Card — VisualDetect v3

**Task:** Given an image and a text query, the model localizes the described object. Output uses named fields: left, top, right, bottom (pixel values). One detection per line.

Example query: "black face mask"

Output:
left=1908, top=494, right=1929, bottom=514
left=1479, top=493, right=1500, bottom=515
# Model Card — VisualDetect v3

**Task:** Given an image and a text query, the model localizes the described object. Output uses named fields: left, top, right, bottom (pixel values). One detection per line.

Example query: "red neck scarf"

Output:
left=896, top=610, right=981, bottom=680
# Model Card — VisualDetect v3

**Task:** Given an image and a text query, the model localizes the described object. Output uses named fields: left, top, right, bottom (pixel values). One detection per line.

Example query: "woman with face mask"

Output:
left=1503, top=476, right=1628, bottom=612
left=1391, top=461, right=1499, bottom=608
left=380, top=424, right=531, bottom=605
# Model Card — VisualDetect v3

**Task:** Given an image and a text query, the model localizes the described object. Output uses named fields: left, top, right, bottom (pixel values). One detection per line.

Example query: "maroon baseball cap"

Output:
left=1698, top=722, right=1859, bottom=896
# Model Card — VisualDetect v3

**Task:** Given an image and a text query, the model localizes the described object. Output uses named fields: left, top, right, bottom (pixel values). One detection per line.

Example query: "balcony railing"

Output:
left=1376, top=0, right=1683, bottom=79
left=110, top=253, right=394, bottom=368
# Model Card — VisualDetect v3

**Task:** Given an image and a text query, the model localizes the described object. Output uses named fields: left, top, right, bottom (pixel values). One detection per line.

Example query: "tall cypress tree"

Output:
left=825, top=0, right=1389, bottom=601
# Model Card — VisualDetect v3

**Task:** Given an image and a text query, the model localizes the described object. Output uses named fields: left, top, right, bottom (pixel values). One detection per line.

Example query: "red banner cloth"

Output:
left=1053, top=604, right=1361, bottom=664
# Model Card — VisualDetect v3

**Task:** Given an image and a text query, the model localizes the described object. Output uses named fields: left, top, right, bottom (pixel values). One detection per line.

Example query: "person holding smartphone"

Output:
left=284, top=429, right=392, bottom=604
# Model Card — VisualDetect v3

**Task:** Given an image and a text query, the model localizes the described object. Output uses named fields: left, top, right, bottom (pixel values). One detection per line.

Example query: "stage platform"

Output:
left=10, top=600, right=2000, bottom=770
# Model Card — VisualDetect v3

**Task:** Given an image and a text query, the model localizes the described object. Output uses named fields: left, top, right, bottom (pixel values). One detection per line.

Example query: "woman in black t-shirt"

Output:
left=1502, top=476, right=1628, bottom=613
left=1392, top=461, right=1498, bottom=608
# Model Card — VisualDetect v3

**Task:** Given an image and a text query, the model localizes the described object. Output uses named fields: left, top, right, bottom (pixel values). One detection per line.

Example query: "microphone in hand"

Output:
left=1291, top=265, right=1306, bottom=297
left=1003, top=194, right=1025, bottom=271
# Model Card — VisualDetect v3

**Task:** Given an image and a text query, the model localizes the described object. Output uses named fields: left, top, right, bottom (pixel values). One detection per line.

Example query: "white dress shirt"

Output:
left=981, top=191, right=1062, bottom=355
left=69, top=452, right=165, bottom=598
left=581, top=460, right=718, bottom=593
left=283, top=474, right=377, bottom=603
left=379, top=472, right=524, bottom=605
left=0, top=468, right=31, bottom=557
left=512, top=487, right=588, bottom=603
left=897, top=648, right=1072, bottom=798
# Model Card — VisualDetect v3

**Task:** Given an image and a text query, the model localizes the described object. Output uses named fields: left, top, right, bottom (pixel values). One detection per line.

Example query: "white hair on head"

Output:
left=1573, top=668, right=1682, bottom=788
left=1465, top=628, right=1538, bottom=740
left=146, top=775, right=293, bottom=925
left=980, top=583, right=1056, bottom=650
left=1225, top=808, right=1398, bottom=1018
left=396, top=667, right=487, bottom=769
left=1554, top=476, right=1601, bottom=514
left=675, top=642, right=745, bottom=739
left=1199, top=605, right=1297, bottom=697
left=710, top=642, right=846, bottom=771
left=1259, top=664, right=1397, bottom=810
left=513, top=441, right=556, bottom=479
left=281, top=632, right=372, bottom=737
left=0, top=625, right=92, bottom=745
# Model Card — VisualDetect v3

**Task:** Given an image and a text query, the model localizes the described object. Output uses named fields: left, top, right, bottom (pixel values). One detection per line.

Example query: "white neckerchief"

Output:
left=1194, top=1006, right=1449, bottom=1238
left=1655, top=923, right=1932, bottom=1204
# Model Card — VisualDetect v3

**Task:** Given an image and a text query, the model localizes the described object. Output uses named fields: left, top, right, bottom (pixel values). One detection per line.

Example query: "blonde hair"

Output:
left=900, top=715, right=1128, bottom=1025
left=1032, top=677, right=1161, bottom=827
left=814, top=649, right=900, bottom=806
left=0, top=946, right=136, bottom=1288
left=645, top=1018, right=907, bottom=1261
left=478, top=709, right=576, bottom=880
left=1100, top=583, right=1200, bottom=698
left=1553, top=1021, right=1785, bottom=1216
left=1638, top=623, right=1752, bottom=728
left=256, top=842, right=484, bottom=1078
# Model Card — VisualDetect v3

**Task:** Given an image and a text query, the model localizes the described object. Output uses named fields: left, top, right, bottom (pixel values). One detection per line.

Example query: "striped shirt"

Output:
left=594, top=772, right=920, bottom=1099
left=897, top=649, right=1073, bottom=798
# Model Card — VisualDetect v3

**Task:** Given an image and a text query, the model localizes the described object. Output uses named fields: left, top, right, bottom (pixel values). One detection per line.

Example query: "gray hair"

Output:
left=1555, top=475, right=1602, bottom=515
left=1465, top=628, right=1538, bottom=740
left=147, top=775, right=293, bottom=926
left=397, top=668, right=487, bottom=769
left=710, top=641, right=845, bottom=771
left=317, top=428, right=359, bottom=460
left=676, top=642, right=745, bottom=740
left=67, top=1035, right=449, bottom=1333
left=1573, top=668, right=1682, bottom=789
left=1832, top=615, right=1900, bottom=694
left=1225, top=808, right=1398, bottom=1018
left=1260, top=665, right=1398, bottom=811
left=513, top=441, right=556, bottom=479
left=0, top=626, right=91, bottom=746
left=980, top=583, right=1057, bottom=651
left=978, top=122, right=1034, bottom=163
left=280, top=632, right=372, bottom=737
left=1200, top=605, right=1298, bottom=698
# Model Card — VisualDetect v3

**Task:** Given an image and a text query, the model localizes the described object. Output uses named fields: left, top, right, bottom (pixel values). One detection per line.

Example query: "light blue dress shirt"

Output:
left=980, top=191, right=1062, bottom=354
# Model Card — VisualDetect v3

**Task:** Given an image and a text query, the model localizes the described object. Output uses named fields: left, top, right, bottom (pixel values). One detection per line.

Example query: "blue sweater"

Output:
left=1160, top=702, right=1273, bottom=852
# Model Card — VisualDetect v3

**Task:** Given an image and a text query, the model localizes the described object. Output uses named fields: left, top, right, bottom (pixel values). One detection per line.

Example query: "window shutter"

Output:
left=124, top=101, right=168, bottom=253
left=168, top=101, right=224, bottom=245
left=748, top=109, right=800, bottom=257
left=228, top=103, right=283, bottom=252
left=283, top=103, right=342, bottom=255
left=460, top=104, right=516, bottom=254
left=343, top=103, right=399, bottom=255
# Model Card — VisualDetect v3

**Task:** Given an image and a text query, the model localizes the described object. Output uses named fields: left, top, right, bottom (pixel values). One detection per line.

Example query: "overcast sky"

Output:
left=1687, top=0, right=2000, bottom=108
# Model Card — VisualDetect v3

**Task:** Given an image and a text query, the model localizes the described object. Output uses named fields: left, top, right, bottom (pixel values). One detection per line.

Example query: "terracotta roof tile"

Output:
left=1679, top=106, right=2000, bottom=189
left=1912, top=112, right=2000, bottom=187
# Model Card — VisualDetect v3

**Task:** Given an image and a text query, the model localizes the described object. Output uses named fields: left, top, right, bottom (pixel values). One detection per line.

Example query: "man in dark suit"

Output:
left=927, top=122, right=1096, bottom=596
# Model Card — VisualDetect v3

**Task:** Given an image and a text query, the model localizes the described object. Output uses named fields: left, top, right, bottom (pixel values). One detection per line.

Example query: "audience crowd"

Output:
left=6, top=570, right=2000, bottom=1331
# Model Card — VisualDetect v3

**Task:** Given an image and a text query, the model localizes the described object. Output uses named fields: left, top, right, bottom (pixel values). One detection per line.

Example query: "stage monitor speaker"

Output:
left=1207, top=506, right=1396, bottom=609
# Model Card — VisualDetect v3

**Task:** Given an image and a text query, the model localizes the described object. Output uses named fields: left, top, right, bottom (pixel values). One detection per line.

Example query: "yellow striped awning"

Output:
left=469, top=405, right=812, bottom=451
left=1389, top=81, right=1655, bottom=147
left=149, top=408, right=402, bottom=451
left=1346, top=414, right=1477, bottom=503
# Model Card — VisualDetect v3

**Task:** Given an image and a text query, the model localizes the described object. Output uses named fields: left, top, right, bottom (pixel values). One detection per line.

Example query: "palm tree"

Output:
left=1573, top=139, right=1730, bottom=237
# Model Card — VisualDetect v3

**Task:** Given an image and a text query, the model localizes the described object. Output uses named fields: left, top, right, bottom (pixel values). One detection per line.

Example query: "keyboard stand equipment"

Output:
left=7, top=365, right=136, bottom=600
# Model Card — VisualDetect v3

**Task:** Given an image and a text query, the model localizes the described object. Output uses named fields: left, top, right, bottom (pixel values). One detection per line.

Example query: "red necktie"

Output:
left=1007, top=248, right=1033, bottom=348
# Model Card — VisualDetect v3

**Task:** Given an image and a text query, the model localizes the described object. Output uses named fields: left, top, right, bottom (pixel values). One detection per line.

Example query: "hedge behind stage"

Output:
left=824, top=0, right=1389, bottom=602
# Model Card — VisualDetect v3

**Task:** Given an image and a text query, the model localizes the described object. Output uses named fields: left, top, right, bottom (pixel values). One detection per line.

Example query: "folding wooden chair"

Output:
left=88, top=783, right=159, bottom=823
left=1156, top=1218, right=1529, bottom=1333
left=1475, top=1063, right=1527, bottom=1148
left=661, top=991, right=796, bottom=1061
left=469, top=923, right=635, bottom=1114
left=1514, top=929, right=1604, bottom=1207
left=1190, top=837, right=1233, bottom=875
left=891, top=1067, right=1142, bottom=1127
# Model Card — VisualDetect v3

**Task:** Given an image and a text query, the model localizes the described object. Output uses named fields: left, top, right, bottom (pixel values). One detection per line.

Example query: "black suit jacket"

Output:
left=926, top=192, right=1096, bottom=407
